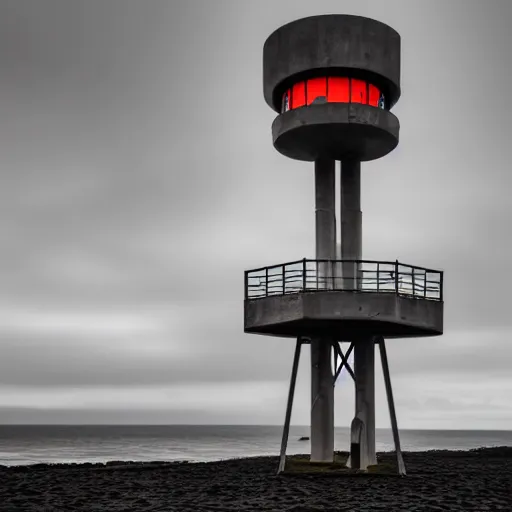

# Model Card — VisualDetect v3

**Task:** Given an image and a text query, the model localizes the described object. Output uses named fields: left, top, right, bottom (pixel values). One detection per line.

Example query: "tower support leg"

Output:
left=311, top=158, right=336, bottom=463
left=340, top=159, right=362, bottom=292
left=310, top=337, right=335, bottom=462
left=350, top=338, right=376, bottom=469
left=378, top=336, right=406, bottom=476
left=339, top=158, right=376, bottom=469
left=278, top=336, right=302, bottom=474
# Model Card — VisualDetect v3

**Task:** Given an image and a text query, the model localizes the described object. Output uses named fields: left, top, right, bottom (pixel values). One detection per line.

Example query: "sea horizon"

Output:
left=0, top=424, right=511, bottom=431
left=1, top=424, right=511, bottom=467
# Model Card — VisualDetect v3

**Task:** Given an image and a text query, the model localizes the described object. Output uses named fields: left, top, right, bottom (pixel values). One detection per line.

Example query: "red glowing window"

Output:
left=306, top=77, right=327, bottom=105
left=291, top=82, right=306, bottom=109
left=282, top=77, right=384, bottom=112
left=327, top=77, right=349, bottom=103
left=351, top=79, right=367, bottom=104
left=369, top=84, right=380, bottom=107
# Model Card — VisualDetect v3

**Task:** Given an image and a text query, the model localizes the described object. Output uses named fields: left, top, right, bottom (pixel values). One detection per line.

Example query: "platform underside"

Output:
left=272, top=103, right=399, bottom=162
left=244, top=291, right=443, bottom=339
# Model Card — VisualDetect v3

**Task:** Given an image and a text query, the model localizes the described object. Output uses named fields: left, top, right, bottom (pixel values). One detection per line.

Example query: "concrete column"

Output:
left=315, top=158, right=336, bottom=287
left=339, top=159, right=362, bottom=290
left=311, top=158, right=335, bottom=463
left=352, top=338, right=376, bottom=468
left=340, top=159, right=376, bottom=469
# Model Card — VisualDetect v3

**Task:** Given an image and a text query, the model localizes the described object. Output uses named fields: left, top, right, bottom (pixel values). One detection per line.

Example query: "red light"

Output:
left=351, top=79, right=367, bottom=104
left=307, top=77, right=327, bottom=105
left=291, top=82, right=306, bottom=109
left=282, top=77, right=383, bottom=112
left=328, top=77, right=349, bottom=103
left=369, top=84, right=380, bottom=107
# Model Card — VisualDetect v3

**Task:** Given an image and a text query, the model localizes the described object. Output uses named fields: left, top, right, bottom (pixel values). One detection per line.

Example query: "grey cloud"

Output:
left=384, top=333, right=512, bottom=377
left=0, top=0, right=510, bottom=426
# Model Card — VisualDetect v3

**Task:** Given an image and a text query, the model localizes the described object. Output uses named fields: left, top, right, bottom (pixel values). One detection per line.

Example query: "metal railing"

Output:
left=245, top=259, right=443, bottom=301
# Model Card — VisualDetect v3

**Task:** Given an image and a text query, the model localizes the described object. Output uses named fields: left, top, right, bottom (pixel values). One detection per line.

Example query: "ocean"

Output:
left=0, top=425, right=511, bottom=467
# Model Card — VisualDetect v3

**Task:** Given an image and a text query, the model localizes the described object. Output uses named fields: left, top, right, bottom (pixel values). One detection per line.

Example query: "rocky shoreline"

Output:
left=0, top=447, right=510, bottom=511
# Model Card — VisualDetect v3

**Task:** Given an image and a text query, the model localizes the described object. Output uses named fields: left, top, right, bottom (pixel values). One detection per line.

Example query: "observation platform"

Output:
left=244, top=259, right=444, bottom=339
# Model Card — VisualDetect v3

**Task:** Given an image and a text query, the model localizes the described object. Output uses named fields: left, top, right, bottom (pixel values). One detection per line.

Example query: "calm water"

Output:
left=0, top=425, right=511, bottom=466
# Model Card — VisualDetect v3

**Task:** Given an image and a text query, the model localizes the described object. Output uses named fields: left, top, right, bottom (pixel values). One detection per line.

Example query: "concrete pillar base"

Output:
left=349, top=416, right=365, bottom=469
left=350, top=338, right=376, bottom=469
left=310, top=338, right=334, bottom=462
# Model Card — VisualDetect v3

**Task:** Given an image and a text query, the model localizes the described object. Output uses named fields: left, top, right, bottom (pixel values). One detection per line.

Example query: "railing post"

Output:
left=412, top=267, right=415, bottom=297
left=282, top=265, right=285, bottom=295
left=303, top=258, right=307, bottom=292
left=440, top=271, right=444, bottom=301
left=265, top=267, right=268, bottom=297
left=245, top=271, right=248, bottom=300
left=424, top=272, right=427, bottom=299
left=376, top=263, right=380, bottom=293
left=394, top=260, right=399, bottom=295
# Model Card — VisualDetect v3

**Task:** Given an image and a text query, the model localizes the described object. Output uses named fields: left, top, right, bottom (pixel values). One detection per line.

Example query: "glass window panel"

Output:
left=351, top=79, right=367, bottom=104
left=369, top=84, right=380, bottom=107
left=291, top=82, right=306, bottom=109
left=307, top=77, right=327, bottom=105
left=327, top=77, right=349, bottom=103
left=282, top=90, right=290, bottom=112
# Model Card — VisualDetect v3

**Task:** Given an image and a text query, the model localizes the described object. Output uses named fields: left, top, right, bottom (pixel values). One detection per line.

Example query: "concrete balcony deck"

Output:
left=244, top=259, right=444, bottom=339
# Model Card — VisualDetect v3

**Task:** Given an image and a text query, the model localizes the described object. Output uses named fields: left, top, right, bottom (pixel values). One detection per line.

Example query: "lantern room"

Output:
left=282, top=77, right=385, bottom=113
left=263, top=15, right=401, bottom=163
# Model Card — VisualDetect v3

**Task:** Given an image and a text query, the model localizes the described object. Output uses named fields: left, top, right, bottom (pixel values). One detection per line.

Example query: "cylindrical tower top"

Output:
left=263, top=15, right=401, bottom=113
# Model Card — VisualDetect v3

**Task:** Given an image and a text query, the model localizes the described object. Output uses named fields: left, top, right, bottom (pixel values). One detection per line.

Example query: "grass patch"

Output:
left=283, top=452, right=400, bottom=476
left=284, top=452, right=350, bottom=474
left=366, top=462, right=398, bottom=474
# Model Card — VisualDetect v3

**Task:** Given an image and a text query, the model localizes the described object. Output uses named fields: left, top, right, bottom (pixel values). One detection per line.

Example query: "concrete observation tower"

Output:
left=244, top=15, right=444, bottom=474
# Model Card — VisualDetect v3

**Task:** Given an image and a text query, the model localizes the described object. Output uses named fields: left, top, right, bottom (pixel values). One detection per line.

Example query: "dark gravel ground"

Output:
left=0, top=447, right=510, bottom=511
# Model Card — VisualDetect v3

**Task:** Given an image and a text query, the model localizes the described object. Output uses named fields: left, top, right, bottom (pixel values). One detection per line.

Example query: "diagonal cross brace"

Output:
left=333, top=341, right=355, bottom=383
left=310, top=341, right=355, bottom=425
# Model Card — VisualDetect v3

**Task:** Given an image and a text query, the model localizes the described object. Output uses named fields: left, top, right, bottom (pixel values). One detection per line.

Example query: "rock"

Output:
left=298, top=436, right=310, bottom=441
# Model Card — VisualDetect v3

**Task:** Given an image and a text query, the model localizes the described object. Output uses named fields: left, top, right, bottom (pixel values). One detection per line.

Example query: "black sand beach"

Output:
left=0, top=447, right=510, bottom=511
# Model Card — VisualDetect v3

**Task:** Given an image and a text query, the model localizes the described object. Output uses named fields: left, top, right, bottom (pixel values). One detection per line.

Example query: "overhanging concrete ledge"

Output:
left=244, top=291, right=443, bottom=339
left=272, top=103, right=399, bottom=162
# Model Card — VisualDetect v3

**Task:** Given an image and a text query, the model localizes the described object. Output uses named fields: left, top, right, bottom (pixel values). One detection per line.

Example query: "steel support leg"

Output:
left=278, top=337, right=302, bottom=474
left=378, top=336, right=406, bottom=476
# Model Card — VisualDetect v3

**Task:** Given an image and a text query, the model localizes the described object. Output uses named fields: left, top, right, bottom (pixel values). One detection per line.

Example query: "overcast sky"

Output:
left=0, top=0, right=510, bottom=429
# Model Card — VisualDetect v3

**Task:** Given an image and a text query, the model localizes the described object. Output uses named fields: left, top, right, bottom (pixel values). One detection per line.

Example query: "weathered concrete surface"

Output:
left=339, top=159, right=362, bottom=290
left=272, top=103, right=399, bottom=162
left=310, top=338, right=334, bottom=462
left=244, top=291, right=444, bottom=339
left=338, top=158, right=375, bottom=470
left=311, top=159, right=335, bottom=463
left=314, top=159, right=336, bottom=282
left=263, top=14, right=401, bottom=112
left=351, top=339, right=376, bottom=469
left=338, top=159, right=375, bottom=470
